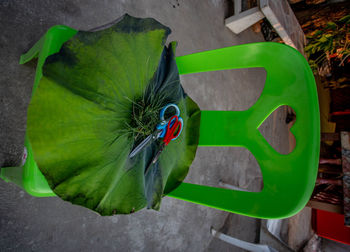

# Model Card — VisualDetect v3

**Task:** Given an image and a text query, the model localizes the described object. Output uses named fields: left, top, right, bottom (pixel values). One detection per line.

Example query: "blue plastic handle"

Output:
left=157, top=116, right=183, bottom=139
left=157, top=104, right=183, bottom=140
left=159, top=103, right=180, bottom=121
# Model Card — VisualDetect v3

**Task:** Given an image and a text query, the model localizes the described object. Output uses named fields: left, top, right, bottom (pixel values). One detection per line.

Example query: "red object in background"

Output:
left=331, top=111, right=350, bottom=116
left=312, top=209, right=350, bottom=245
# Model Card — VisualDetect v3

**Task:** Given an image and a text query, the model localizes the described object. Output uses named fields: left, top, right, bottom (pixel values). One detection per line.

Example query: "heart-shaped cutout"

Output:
left=258, top=105, right=296, bottom=155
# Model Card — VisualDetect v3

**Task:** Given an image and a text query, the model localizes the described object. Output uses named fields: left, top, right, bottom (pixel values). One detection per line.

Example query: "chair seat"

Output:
left=0, top=25, right=320, bottom=219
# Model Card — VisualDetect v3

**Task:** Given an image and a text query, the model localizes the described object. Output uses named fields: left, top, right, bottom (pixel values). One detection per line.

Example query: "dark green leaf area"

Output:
left=27, top=14, right=200, bottom=215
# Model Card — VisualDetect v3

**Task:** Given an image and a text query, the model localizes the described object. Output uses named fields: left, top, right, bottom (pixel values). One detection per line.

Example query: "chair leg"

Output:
left=19, top=36, right=45, bottom=64
left=234, top=0, right=242, bottom=15
left=225, top=7, right=265, bottom=34
left=218, top=180, right=249, bottom=192
left=261, top=221, right=294, bottom=252
left=210, top=227, right=278, bottom=252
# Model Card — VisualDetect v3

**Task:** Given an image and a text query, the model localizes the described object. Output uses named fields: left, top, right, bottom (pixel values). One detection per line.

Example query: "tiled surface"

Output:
left=0, top=0, right=312, bottom=251
left=0, top=1, right=267, bottom=251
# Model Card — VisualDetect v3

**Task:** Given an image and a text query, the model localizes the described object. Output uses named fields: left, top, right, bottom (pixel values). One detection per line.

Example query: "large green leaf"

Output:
left=27, top=14, right=201, bottom=215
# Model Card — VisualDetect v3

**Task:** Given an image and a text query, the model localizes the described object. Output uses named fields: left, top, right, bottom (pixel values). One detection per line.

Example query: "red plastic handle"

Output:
left=163, top=115, right=182, bottom=145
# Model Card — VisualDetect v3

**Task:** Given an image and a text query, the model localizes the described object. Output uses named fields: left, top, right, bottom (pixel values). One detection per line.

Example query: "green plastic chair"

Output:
left=0, top=25, right=320, bottom=219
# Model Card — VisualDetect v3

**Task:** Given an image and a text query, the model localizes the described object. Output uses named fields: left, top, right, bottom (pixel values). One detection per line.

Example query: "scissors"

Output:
left=147, top=115, right=182, bottom=168
left=129, top=103, right=183, bottom=158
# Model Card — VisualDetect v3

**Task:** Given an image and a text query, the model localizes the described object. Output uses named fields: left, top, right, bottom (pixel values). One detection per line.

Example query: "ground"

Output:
left=0, top=0, right=315, bottom=251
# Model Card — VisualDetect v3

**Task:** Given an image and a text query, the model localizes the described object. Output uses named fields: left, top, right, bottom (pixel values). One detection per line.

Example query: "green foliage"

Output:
left=27, top=14, right=201, bottom=215
left=125, top=91, right=167, bottom=140
left=305, top=14, right=350, bottom=76
left=339, top=15, right=350, bottom=24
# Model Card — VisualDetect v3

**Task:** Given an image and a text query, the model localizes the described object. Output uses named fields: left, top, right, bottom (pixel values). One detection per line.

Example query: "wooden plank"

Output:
left=321, top=132, right=340, bottom=142
left=307, top=200, right=343, bottom=214
left=318, top=164, right=342, bottom=175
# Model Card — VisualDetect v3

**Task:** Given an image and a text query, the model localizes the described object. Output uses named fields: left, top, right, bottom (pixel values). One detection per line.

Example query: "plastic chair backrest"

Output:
left=170, top=42, right=320, bottom=218
left=1, top=25, right=320, bottom=218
